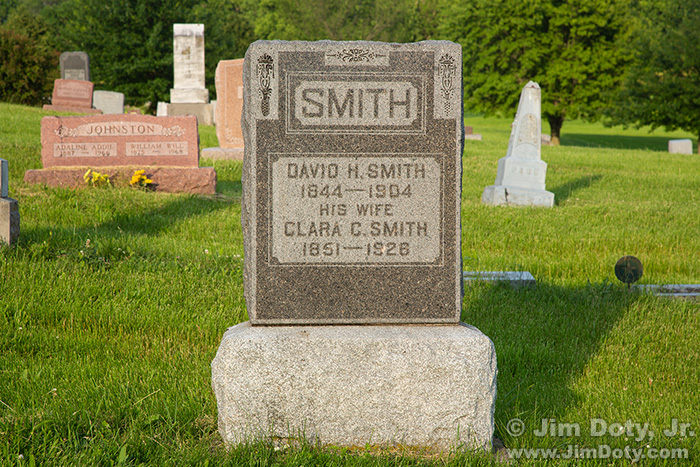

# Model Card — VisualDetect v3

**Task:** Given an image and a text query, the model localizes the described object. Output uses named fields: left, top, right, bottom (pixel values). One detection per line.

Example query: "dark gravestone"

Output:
left=60, top=52, right=90, bottom=81
left=241, top=40, right=464, bottom=324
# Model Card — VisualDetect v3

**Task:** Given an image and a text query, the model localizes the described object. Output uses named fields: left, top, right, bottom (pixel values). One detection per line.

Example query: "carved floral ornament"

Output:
left=55, top=126, right=78, bottom=137
left=326, top=49, right=386, bottom=62
left=257, top=54, right=274, bottom=116
left=438, top=54, right=457, bottom=113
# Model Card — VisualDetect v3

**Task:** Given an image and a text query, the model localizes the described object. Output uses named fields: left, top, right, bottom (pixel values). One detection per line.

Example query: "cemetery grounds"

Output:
left=0, top=102, right=698, bottom=465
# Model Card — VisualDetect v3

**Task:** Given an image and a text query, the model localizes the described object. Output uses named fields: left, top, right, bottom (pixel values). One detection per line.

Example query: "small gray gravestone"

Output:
left=482, top=81, right=554, bottom=207
left=60, top=52, right=90, bottom=81
left=212, top=40, right=496, bottom=453
left=668, top=139, right=693, bottom=155
left=0, top=159, right=20, bottom=246
left=92, top=91, right=124, bottom=114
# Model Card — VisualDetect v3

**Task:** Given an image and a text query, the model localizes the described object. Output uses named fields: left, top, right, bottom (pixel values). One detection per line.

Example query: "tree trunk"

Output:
left=547, top=115, right=564, bottom=146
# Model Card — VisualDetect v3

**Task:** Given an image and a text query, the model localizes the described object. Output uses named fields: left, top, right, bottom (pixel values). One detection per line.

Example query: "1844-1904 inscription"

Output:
left=242, top=40, right=463, bottom=324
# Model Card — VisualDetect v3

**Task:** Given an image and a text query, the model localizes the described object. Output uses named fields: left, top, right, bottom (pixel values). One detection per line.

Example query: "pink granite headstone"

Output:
left=40, top=114, right=200, bottom=168
left=215, top=59, right=245, bottom=149
left=50, top=79, right=94, bottom=108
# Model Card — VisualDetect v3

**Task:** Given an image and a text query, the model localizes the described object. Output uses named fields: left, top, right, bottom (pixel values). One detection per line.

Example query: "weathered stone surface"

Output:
left=0, top=198, right=19, bottom=246
left=171, top=24, right=208, bottom=104
left=201, top=147, right=244, bottom=161
left=668, top=139, right=693, bottom=155
left=93, top=91, right=125, bottom=115
left=482, top=81, right=554, bottom=207
left=49, top=79, right=94, bottom=108
left=23, top=166, right=216, bottom=195
left=463, top=270, right=535, bottom=288
left=60, top=52, right=90, bottom=81
left=39, top=114, right=200, bottom=168
left=215, top=59, right=245, bottom=149
left=212, top=322, right=496, bottom=452
left=241, top=40, right=464, bottom=324
left=158, top=103, right=214, bottom=125
left=1, top=159, right=8, bottom=198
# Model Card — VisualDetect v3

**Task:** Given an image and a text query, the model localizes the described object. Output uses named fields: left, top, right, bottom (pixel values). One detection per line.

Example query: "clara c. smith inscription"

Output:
left=242, top=40, right=463, bottom=324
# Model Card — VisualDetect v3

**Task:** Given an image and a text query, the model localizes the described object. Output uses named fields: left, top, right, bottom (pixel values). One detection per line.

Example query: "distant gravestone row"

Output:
left=45, top=52, right=125, bottom=115
left=24, top=114, right=216, bottom=195
left=211, top=40, right=497, bottom=453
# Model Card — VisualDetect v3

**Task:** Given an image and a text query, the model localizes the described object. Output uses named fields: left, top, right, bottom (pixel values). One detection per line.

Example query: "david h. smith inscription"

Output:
left=242, top=40, right=463, bottom=324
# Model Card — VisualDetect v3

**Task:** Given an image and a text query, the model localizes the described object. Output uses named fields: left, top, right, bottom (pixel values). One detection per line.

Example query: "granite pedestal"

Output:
left=212, top=322, right=496, bottom=452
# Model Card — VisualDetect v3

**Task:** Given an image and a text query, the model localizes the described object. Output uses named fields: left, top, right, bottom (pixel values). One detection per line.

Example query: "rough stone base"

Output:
left=482, top=185, right=554, bottom=207
left=201, top=147, right=244, bottom=161
left=24, top=166, right=216, bottom=195
left=158, top=102, right=214, bottom=125
left=211, top=322, right=497, bottom=452
left=43, top=104, right=102, bottom=115
left=0, top=197, right=19, bottom=245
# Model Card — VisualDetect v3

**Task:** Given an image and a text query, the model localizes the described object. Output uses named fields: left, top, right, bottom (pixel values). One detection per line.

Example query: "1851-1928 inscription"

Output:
left=242, top=40, right=463, bottom=324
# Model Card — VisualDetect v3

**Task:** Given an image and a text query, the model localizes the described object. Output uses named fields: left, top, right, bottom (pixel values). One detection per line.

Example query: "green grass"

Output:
left=1, top=102, right=699, bottom=465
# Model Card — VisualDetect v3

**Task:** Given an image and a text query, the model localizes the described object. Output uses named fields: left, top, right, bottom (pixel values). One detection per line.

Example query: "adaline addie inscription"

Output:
left=271, top=154, right=442, bottom=265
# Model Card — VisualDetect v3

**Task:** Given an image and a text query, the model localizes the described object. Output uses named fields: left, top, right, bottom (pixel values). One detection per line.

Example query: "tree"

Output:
left=439, top=0, right=632, bottom=145
left=0, top=6, right=59, bottom=105
left=243, top=0, right=433, bottom=43
left=47, top=0, right=253, bottom=112
left=607, top=0, right=700, bottom=150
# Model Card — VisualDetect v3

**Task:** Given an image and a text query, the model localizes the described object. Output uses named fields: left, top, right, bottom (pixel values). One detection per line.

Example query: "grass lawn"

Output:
left=1, top=102, right=699, bottom=465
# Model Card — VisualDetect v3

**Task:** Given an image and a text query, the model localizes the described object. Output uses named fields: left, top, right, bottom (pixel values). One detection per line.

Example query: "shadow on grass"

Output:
left=462, top=281, right=635, bottom=445
left=549, top=175, right=602, bottom=204
left=560, top=133, right=681, bottom=152
left=18, top=191, right=237, bottom=259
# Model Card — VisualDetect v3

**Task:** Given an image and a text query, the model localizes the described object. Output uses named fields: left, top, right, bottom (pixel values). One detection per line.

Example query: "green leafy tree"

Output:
left=243, top=0, right=433, bottom=42
left=0, top=6, right=59, bottom=105
left=607, top=0, right=700, bottom=150
left=439, top=0, right=632, bottom=145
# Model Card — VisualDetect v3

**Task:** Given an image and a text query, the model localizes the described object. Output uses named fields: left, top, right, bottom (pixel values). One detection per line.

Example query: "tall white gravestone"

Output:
left=482, top=81, right=554, bottom=207
left=171, top=24, right=209, bottom=104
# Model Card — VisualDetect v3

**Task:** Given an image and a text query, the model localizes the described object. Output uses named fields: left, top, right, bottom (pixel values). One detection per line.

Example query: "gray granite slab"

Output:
left=93, top=90, right=124, bottom=115
left=241, top=40, right=464, bottom=324
left=212, top=322, right=496, bottom=451
left=60, top=51, right=90, bottom=81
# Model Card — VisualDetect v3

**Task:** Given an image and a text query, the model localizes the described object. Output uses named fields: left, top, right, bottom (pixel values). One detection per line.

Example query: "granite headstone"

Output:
left=668, top=139, right=693, bottom=155
left=44, top=79, right=101, bottom=114
left=241, top=40, right=464, bottom=324
left=24, top=114, right=216, bottom=194
left=93, top=91, right=125, bottom=115
left=212, top=40, right=497, bottom=453
left=215, top=59, right=245, bottom=149
left=482, top=81, right=554, bottom=207
left=60, top=52, right=90, bottom=81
